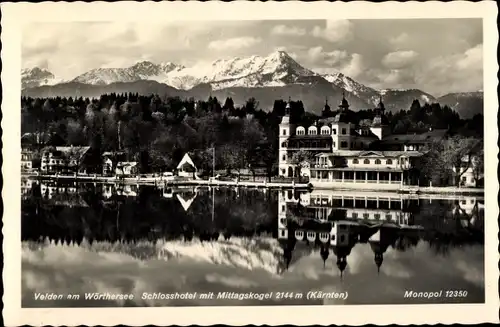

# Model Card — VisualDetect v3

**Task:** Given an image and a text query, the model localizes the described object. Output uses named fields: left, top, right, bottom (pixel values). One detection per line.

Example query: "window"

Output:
left=282, top=155, right=286, bottom=161
left=340, top=141, right=348, bottom=148
left=386, top=159, right=393, bottom=165
left=281, top=205, right=285, bottom=212
left=282, top=129, right=287, bottom=136
left=281, top=169, right=285, bottom=175
left=341, top=128, right=347, bottom=135
left=281, top=142, right=286, bottom=147
left=364, top=159, right=370, bottom=164
left=363, top=213, right=369, bottom=219
left=385, top=214, right=392, bottom=220
left=374, top=214, right=381, bottom=220
left=353, top=159, right=359, bottom=164
left=352, top=213, right=358, bottom=219
left=375, top=159, right=381, bottom=165
left=332, top=128, right=337, bottom=135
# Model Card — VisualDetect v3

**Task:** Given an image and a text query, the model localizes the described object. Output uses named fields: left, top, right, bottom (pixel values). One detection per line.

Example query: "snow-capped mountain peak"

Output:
left=21, top=67, right=63, bottom=89
left=161, top=50, right=318, bottom=90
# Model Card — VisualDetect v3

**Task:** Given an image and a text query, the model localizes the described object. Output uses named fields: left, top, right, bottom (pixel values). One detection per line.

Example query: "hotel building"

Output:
left=276, top=189, right=423, bottom=275
left=278, top=95, right=445, bottom=190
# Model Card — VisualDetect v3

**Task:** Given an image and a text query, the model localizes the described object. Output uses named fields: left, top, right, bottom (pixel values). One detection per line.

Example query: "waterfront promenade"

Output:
left=22, top=172, right=484, bottom=195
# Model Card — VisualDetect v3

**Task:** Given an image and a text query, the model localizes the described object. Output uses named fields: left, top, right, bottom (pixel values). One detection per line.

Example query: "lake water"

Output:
left=21, top=179, right=485, bottom=307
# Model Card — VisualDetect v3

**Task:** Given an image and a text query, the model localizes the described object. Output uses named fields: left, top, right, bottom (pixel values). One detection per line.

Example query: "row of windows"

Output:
left=352, top=158, right=396, bottom=165
left=352, top=212, right=393, bottom=220
left=282, top=128, right=347, bottom=136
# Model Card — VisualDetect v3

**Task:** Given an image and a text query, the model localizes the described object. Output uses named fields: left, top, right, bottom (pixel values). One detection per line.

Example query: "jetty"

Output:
left=22, top=173, right=484, bottom=195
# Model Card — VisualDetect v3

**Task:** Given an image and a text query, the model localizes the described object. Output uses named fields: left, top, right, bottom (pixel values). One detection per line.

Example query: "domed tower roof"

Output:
left=322, top=97, right=332, bottom=117
left=372, top=95, right=389, bottom=127
left=336, top=256, right=347, bottom=280
left=320, top=245, right=330, bottom=268
left=376, top=94, right=385, bottom=112
left=338, top=91, right=350, bottom=112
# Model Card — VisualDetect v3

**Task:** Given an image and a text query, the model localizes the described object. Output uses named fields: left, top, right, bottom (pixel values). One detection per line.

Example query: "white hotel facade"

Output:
left=278, top=95, right=429, bottom=190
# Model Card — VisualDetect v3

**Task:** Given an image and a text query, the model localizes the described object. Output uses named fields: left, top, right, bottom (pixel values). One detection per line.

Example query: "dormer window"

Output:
left=375, top=159, right=381, bottom=165
left=353, top=159, right=359, bottom=164
left=364, top=159, right=370, bottom=164
left=386, top=159, right=393, bottom=165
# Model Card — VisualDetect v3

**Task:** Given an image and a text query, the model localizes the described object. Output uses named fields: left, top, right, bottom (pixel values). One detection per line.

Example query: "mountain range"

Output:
left=21, top=50, right=483, bottom=118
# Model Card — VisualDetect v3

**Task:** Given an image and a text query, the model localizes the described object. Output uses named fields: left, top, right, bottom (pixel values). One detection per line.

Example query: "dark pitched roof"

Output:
left=381, top=129, right=448, bottom=143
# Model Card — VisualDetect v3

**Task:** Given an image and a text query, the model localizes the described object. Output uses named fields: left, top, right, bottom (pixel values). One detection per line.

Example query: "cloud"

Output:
left=312, top=20, right=353, bottom=43
left=456, top=43, right=482, bottom=69
left=382, top=50, right=419, bottom=69
left=207, top=37, right=262, bottom=51
left=340, top=54, right=364, bottom=78
left=389, top=32, right=410, bottom=48
left=270, top=25, right=306, bottom=37
left=414, top=43, right=483, bottom=95
left=305, top=46, right=364, bottom=78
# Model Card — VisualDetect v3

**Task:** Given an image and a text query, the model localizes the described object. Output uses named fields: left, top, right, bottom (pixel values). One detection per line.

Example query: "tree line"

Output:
left=21, top=92, right=483, bottom=181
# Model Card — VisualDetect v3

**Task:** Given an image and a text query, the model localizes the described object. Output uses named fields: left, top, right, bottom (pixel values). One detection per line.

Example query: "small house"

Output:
left=177, top=153, right=198, bottom=178
left=115, top=161, right=138, bottom=176
left=41, top=146, right=91, bottom=174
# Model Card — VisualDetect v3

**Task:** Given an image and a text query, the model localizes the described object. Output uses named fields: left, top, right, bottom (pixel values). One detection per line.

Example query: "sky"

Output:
left=22, top=19, right=483, bottom=96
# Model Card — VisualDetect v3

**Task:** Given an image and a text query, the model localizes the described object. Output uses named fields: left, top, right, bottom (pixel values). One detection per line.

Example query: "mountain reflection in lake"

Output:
left=21, top=179, right=484, bottom=307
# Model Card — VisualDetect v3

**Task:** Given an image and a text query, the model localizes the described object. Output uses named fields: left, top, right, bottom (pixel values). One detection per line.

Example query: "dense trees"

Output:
left=22, top=93, right=280, bottom=175
left=21, top=93, right=483, bottom=178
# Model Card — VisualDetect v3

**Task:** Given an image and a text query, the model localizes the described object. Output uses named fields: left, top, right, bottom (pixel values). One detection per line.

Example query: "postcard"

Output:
left=2, top=1, right=499, bottom=325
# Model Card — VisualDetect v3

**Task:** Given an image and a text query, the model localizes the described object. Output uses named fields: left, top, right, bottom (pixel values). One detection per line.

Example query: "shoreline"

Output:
left=22, top=173, right=484, bottom=195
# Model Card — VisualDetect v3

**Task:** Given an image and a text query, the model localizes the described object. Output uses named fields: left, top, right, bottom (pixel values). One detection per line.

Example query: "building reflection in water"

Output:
left=21, top=179, right=483, bottom=276
left=276, top=188, right=483, bottom=277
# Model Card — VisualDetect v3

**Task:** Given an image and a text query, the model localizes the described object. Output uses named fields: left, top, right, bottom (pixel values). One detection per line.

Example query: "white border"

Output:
left=2, top=1, right=499, bottom=325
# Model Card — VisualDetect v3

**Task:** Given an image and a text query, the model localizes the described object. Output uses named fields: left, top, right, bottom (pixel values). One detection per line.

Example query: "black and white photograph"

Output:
left=2, top=1, right=499, bottom=326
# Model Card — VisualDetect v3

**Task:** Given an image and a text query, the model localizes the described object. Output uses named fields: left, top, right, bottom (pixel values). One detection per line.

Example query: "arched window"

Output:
left=296, top=126, right=305, bottom=135
left=353, top=159, right=359, bottom=164
left=364, top=159, right=370, bottom=164
left=375, top=159, right=381, bottom=164
left=386, top=159, right=393, bottom=165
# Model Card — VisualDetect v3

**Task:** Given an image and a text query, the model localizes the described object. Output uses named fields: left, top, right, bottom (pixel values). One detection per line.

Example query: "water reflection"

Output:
left=21, top=178, right=484, bottom=307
